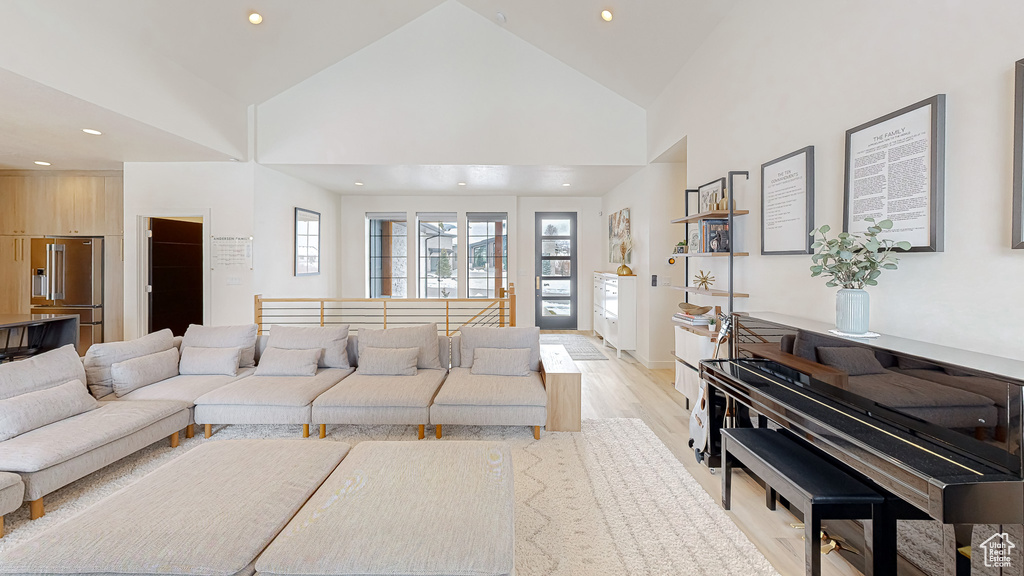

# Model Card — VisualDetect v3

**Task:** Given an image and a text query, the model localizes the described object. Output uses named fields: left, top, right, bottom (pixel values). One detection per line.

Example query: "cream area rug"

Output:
left=0, top=419, right=779, bottom=576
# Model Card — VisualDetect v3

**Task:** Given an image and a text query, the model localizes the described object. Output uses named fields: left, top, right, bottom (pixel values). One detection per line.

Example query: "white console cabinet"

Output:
left=593, top=273, right=636, bottom=358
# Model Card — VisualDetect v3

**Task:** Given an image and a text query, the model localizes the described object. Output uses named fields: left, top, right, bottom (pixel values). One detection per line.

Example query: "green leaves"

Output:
left=897, top=241, right=912, bottom=251
left=809, top=217, right=906, bottom=290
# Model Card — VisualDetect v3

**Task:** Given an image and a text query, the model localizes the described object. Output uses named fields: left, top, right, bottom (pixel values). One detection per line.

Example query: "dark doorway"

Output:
left=148, top=218, right=203, bottom=336
left=534, top=212, right=577, bottom=329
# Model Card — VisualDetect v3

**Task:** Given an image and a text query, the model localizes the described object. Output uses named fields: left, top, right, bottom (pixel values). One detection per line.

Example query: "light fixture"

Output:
left=82, top=128, right=102, bottom=135
left=248, top=12, right=263, bottom=25
left=354, top=181, right=364, bottom=186
left=496, top=12, right=507, bottom=24
left=229, top=157, right=240, bottom=162
left=458, top=182, right=467, bottom=186
left=562, top=183, right=571, bottom=187
left=34, top=161, right=51, bottom=166
left=601, top=10, right=613, bottom=21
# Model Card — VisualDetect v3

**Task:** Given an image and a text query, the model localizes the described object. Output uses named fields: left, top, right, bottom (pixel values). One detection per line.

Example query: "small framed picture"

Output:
left=698, top=177, right=725, bottom=213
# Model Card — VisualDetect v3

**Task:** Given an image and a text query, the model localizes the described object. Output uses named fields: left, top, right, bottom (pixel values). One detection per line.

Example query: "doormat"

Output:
left=540, top=334, right=608, bottom=361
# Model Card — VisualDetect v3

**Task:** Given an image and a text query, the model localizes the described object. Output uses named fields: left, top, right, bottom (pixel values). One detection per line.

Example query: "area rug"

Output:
left=0, top=419, right=778, bottom=576
left=540, top=334, right=608, bottom=361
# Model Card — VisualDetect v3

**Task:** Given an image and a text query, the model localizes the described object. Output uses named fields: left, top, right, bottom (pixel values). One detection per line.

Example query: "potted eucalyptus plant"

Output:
left=809, top=218, right=910, bottom=334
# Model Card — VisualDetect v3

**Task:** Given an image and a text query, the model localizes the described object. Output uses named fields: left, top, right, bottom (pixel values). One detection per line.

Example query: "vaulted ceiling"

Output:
left=0, top=0, right=734, bottom=193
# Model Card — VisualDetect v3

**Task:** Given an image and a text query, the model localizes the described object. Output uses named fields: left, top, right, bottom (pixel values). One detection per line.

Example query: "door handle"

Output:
left=536, top=276, right=540, bottom=290
left=46, top=243, right=54, bottom=300
left=53, top=244, right=66, bottom=300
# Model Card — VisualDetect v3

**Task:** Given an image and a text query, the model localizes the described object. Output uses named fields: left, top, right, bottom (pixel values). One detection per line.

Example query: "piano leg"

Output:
left=806, top=507, right=822, bottom=576
left=865, top=503, right=897, bottom=576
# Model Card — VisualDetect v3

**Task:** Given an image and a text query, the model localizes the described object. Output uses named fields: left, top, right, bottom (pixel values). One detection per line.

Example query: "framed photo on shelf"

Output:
left=697, top=177, right=725, bottom=213
left=761, top=146, right=814, bottom=255
left=1013, top=58, right=1024, bottom=249
left=843, top=94, right=945, bottom=252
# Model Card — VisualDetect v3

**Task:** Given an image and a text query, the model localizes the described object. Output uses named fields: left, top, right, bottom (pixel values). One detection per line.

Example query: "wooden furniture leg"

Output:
left=533, top=426, right=540, bottom=440
left=29, top=498, right=43, bottom=520
left=1, top=515, right=4, bottom=538
left=185, top=424, right=195, bottom=438
left=435, top=425, right=442, bottom=439
left=169, top=432, right=179, bottom=448
left=302, top=424, right=310, bottom=438
left=204, top=424, right=212, bottom=439
left=418, top=425, right=425, bottom=440
left=319, top=424, right=326, bottom=439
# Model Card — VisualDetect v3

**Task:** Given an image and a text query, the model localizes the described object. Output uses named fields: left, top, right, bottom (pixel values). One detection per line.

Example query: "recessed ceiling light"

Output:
left=229, top=157, right=240, bottom=162
left=82, top=128, right=102, bottom=135
left=496, top=12, right=507, bottom=24
left=562, top=183, right=571, bottom=187
left=458, top=182, right=467, bottom=186
left=249, top=12, right=263, bottom=25
left=34, top=161, right=51, bottom=166
left=354, top=181, right=364, bottom=186
left=601, top=10, right=613, bottom=21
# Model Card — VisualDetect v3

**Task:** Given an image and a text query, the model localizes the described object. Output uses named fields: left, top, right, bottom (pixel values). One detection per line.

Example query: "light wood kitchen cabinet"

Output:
left=24, top=177, right=66, bottom=236
left=12, top=174, right=122, bottom=236
left=0, top=177, right=28, bottom=234
left=0, top=236, right=31, bottom=315
left=104, top=176, right=124, bottom=235
left=104, top=235, right=124, bottom=342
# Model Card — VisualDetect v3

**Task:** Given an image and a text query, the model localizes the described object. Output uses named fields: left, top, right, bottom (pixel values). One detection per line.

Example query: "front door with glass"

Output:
left=535, top=213, right=577, bottom=329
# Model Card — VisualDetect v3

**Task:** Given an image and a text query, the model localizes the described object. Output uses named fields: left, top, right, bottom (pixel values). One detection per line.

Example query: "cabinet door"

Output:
left=104, top=235, right=123, bottom=342
left=25, top=177, right=68, bottom=235
left=0, top=177, right=27, bottom=234
left=65, top=177, right=106, bottom=235
left=104, top=176, right=124, bottom=235
left=0, top=236, right=31, bottom=314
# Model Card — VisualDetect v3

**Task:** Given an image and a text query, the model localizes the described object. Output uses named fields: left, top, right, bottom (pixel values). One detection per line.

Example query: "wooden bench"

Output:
left=721, top=428, right=894, bottom=576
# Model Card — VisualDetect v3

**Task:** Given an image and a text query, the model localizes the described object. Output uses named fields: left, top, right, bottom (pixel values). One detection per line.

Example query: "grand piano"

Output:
left=699, top=312, right=1023, bottom=574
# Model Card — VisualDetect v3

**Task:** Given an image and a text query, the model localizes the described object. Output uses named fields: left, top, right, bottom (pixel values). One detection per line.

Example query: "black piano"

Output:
left=699, top=312, right=1023, bottom=574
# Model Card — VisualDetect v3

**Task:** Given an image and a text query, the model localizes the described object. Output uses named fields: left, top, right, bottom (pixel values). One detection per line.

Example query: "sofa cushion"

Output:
left=117, top=369, right=255, bottom=406
left=267, top=325, right=350, bottom=369
left=0, top=399, right=188, bottom=473
left=357, top=324, right=441, bottom=370
left=460, top=326, right=540, bottom=372
left=315, top=369, right=446, bottom=410
left=357, top=347, right=418, bottom=376
left=111, top=348, right=180, bottom=397
left=816, top=346, right=887, bottom=376
left=182, top=324, right=258, bottom=368
left=255, top=347, right=322, bottom=377
left=195, top=369, right=353, bottom=408
left=0, top=472, right=22, bottom=518
left=0, top=344, right=86, bottom=401
left=84, top=329, right=174, bottom=398
left=0, top=379, right=97, bottom=442
left=433, top=367, right=546, bottom=407
left=179, top=346, right=241, bottom=376
left=471, top=347, right=530, bottom=377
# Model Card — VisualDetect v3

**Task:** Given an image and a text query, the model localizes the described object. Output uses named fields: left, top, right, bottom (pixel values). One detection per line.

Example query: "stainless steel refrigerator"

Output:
left=31, top=237, right=103, bottom=355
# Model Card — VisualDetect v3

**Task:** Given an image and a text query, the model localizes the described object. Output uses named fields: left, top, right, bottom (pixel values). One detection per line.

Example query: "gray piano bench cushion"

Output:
left=816, top=346, right=887, bottom=376
left=0, top=379, right=97, bottom=442
left=0, top=472, right=24, bottom=519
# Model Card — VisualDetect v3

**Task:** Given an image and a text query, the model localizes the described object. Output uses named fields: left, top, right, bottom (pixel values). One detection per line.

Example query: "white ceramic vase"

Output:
left=836, top=288, right=870, bottom=334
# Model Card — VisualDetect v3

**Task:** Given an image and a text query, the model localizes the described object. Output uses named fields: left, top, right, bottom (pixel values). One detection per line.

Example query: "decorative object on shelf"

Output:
left=608, top=208, right=632, bottom=264
left=616, top=237, right=634, bottom=275
left=761, top=146, right=814, bottom=255
left=844, top=95, right=945, bottom=252
left=809, top=218, right=911, bottom=335
left=675, top=241, right=687, bottom=254
left=693, top=270, right=715, bottom=291
left=678, top=302, right=712, bottom=315
left=698, top=178, right=725, bottom=213
left=1012, top=58, right=1024, bottom=249
left=706, top=317, right=717, bottom=331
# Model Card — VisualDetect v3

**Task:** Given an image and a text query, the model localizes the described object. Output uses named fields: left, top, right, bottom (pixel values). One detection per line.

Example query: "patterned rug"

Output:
left=0, top=419, right=778, bottom=576
left=540, top=334, right=608, bottom=361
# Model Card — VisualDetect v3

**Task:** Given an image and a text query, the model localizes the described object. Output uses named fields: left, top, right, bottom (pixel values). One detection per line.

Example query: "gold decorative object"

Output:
left=694, top=270, right=715, bottom=290
left=616, top=237, right=633, bottom=275
left=678, top=302, right=712, bottom=315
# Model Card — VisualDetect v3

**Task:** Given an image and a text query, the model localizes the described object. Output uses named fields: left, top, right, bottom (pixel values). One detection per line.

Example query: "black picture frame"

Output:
left=697, top=177, right=725, bottom=213
left=843, top=94, right=945, bottom=252
left=760, top=146, right=814, bottom=255
left=294, top=207, right=321, bottom=276
left=1013, top=59, right=1024, bottom=249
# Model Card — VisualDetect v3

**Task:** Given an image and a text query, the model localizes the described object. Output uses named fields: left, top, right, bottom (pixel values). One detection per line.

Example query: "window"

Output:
left=295, top=208, right=320, bottom=276
left=467, top=213, right=508, bottom=298
left=417, top=213, right=458, bottom=298
left=368, top=213, right=407, bottom=298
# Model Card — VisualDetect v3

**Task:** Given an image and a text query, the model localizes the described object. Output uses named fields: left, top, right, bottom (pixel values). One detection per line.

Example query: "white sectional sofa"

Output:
left=0, top=473, right=23, bottom=538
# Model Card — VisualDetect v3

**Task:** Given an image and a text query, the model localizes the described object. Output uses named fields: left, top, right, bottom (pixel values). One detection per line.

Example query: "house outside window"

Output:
left=367, top=213, right=407, bottom=298
left=467, top=212, right=508, bottom=298
left=417, top=213, right=458, bottom=298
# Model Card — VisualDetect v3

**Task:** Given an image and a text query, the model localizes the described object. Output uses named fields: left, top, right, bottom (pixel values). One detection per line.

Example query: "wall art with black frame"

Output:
left=844, top=94, right=945, bottom=252
left=761, top=146, right=814, bottom=255
left=1012, top=59, right=1024, bottom=249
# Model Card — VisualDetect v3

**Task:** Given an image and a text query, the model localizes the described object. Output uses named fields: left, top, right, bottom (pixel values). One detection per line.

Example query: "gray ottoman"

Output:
left=0, top=439, right=351, bottom=576
left=0, top=472, right=24, bottom=538
left=257, top=441, right=515, bottom=576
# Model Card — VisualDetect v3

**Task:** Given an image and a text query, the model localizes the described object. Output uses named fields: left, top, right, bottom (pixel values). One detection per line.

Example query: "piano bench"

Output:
left=720, top=428, right=894, bottom=576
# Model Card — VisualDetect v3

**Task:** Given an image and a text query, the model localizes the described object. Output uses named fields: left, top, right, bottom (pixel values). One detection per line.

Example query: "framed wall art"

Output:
left=843, top=94, right=945, bottom=252
left=1013, top=58, right=1024, bottom=249
left=761, top=146, right=814, bottom=255
left=698, top=177, right=725, bottom=213
left=294, top=207, right=321, bottom=276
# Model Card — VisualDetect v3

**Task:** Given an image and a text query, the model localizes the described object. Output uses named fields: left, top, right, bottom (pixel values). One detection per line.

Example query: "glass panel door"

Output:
left=535, top=213, right=577, bottom=329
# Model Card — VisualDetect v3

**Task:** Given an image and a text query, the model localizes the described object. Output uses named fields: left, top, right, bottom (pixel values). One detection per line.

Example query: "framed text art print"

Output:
left=1013, top=58, right=1024, bottom=249
left=761, top=146, right=814, bottom=255
left=843, top=94, right=945, bottom=252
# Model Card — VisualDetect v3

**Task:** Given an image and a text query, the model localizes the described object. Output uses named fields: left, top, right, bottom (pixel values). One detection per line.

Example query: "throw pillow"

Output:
left=0, top=344, right=86, bottom=401
left=471, top=347, right=531, bottom=377
left=179, top=346, right=242, bottom=376
left=0, top=379, right=98, bottom=442
left=356, top=347, right=419, bottom=376
left=459, top=326, right=540, bottom=371
left=83, top=329, right=174, bottom=398
left=182, top=324, right=258, bottom=368
left=357, top=324, right=440, bottom=370
left=255, top=347, right=322, bottom=377
left=111, top=348, right=180, bottom=397
left=816, top=346, right=887, bottom=376
left=267, top=325, right=349, bottom=369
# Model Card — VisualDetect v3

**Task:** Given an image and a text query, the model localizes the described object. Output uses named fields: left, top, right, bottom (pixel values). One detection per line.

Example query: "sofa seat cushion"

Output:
left=314, top=369, right=446, bottom=409
left=433, top=367, right=546, bottom=407
left=0, top=345, right=87, bottom=401
left=0, top=400, right=188, bottom=473
left=0, top=472, right=23, bottom=517
left=195, top=368, right=353, bottom=408
left=116, top=368, right=255, bottom=406
left=0, top=440, right=351, bottom=576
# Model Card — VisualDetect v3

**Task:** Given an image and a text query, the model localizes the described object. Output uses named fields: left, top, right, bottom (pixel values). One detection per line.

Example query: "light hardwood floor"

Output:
left=550, top=330, right=925, bottom=576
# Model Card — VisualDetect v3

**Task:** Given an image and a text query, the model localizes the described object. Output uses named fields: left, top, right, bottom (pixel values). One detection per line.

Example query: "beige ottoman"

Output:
left=257, top=441, right=515, bottom=576
left=0, top=472, right=24, bottom=538
left=0, top=439, right=351, bottom=576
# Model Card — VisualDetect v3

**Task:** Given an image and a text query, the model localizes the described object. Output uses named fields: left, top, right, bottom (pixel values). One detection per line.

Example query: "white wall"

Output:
left=646, top=0, right=1024, bottom=358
